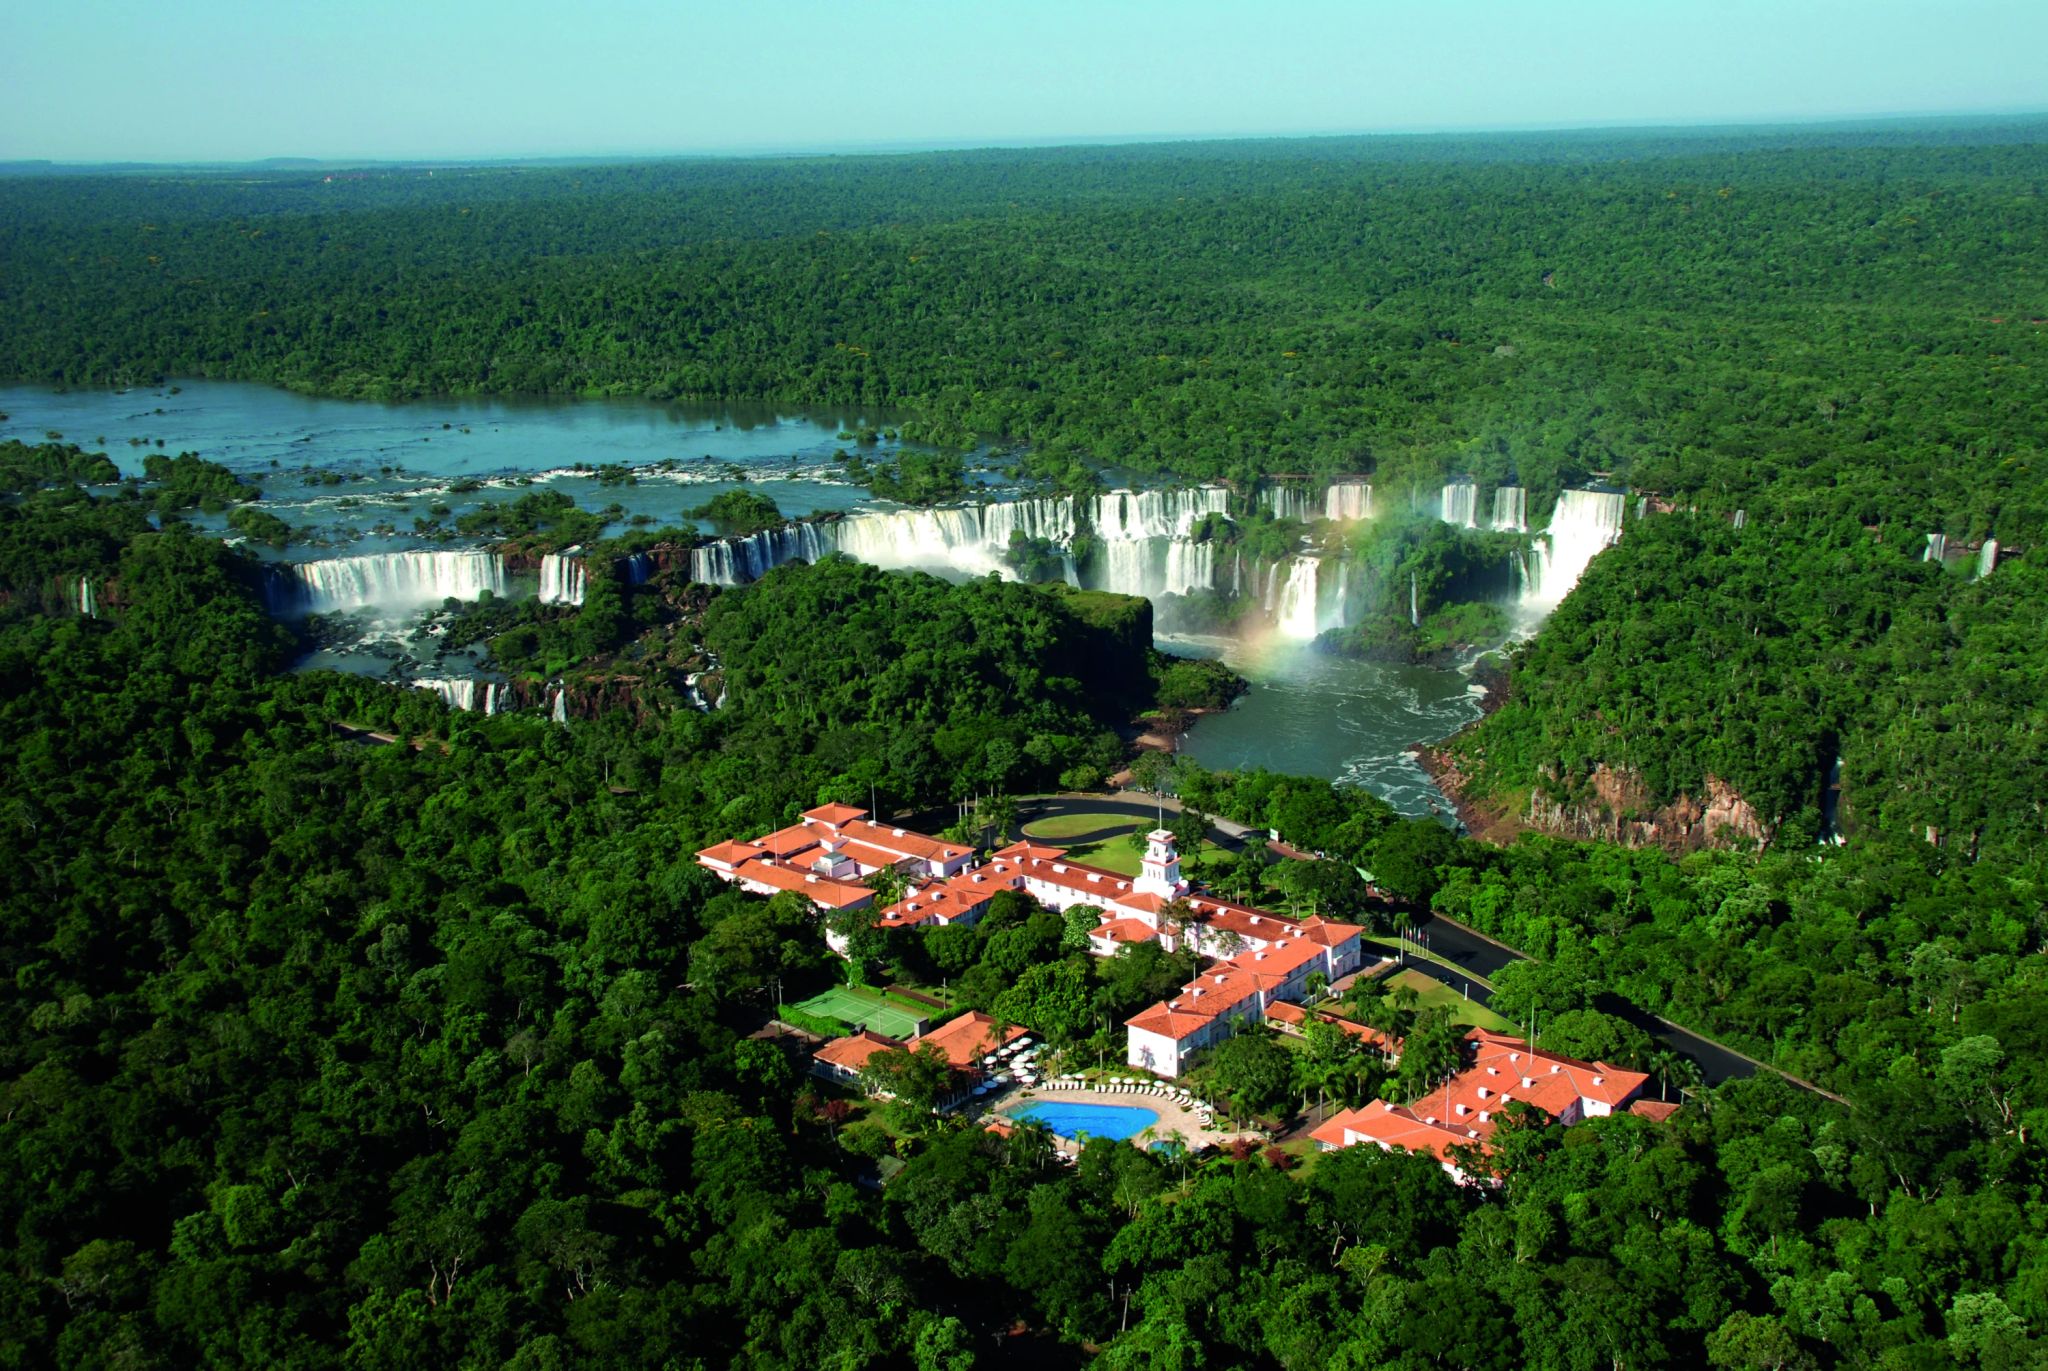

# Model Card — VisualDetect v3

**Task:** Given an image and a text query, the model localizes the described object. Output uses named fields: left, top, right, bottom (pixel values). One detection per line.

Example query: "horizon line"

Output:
left=7, top=105, right=2047, bottom=171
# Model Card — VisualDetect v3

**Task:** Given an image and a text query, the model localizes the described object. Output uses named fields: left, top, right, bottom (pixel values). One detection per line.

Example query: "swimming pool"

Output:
left=1005, top=1101, right=1160, bottom=1142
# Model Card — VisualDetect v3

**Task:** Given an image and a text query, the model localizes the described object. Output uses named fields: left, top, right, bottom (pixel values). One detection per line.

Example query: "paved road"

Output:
left=1405, top=912, right=1825, bottom=1092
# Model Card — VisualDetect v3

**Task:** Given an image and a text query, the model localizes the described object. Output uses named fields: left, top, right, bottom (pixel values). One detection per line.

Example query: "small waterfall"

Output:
left=1274, top=559, right=1322, bottom=640
left=690, top=522, right=834, bottom=585
left=1410, top=572, right=1419, bottom=627
left=538, top=551, right=587, bottom=606
left=1232, top=553, right=1245, bottom=596
left=1440, top=481, right=1478, bottom=529
left=1732, top=510, right=1747, bottom=530
left=550, top=688, right=568, bottom=724
left=1259, top=485, right=1313, bottom=523
left=1923, top=533, right=1947, bottom=564
left=1161, top=539, right=1215, bottom=597
left=483, top=682, right=505, bottom=715
left=418, top=678, right=479, bottom=711
left=1491, top=487, right=1527, bottom=533
left=1976, top=540, right=1999, bottom=579
left=1324, top=481, right=1374, bottom=522
left=76, top=577, right=96, bottom=618
left=278, top=550, right=508, bottom=615
left=1636, top=497, right=1649, bottom=521
left=622, top=552, right=654, bottom=586
left=1520, top=489, right=1627, bottom=613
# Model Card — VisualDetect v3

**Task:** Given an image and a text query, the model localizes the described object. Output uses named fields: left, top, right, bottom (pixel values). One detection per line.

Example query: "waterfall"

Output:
left=689, top=522, right=834, bottom=585
left=1923, top=533, right=1947, bottom=564
left=1520, top=489, right=1627, bottom=613
left=1636, top=497, right=1649, bottom=521
left=1259, top=485, right=1313, bottom=522
left=1161, top=539, right=1215, bottom=597
left=1092, top=487, right=1228, bottom=541
left=1232, top=552, right=1245, bottom=596
left=278, top=550, right=508, bottom=615
left=550, top=688, right=568, bottom=724
left=538, top=551, right=586, bottom=606
left=76, top=577, right=96, bottom=618
left=484, top=682, right=505, bottom=715
left=1732, top=510, right=1747, bottom=530
left=1491, top=487, right=1526, bottom=533
left=622, top=552, right=654, bottom=586
left=682, top=486, right=1231, bottom=602
left=1274, top=559, right=1322, bottom=640
left=1440, top=481, right=1478, bottom=529
left=1976, top=539, right=1999, bottom=579
left=418, top=677, right=478, bottom=711
left=1324, top=481, right=1374, bottom=522
left=1410, top=572, right=1419, bottom=627
left=834, top=499, right=1072, bottom=577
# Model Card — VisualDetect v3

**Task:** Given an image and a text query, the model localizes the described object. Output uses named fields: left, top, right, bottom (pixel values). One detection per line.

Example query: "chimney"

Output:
left=1521, top=1076, right=1534, bottom=1088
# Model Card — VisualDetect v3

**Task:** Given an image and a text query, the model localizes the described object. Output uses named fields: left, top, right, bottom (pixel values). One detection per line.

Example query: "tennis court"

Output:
left=793, top=986, right=926, bottom=1039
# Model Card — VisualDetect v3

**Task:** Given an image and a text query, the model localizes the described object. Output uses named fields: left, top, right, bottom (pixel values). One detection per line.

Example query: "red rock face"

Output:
left=1526, top=764, right=1772, bottom=852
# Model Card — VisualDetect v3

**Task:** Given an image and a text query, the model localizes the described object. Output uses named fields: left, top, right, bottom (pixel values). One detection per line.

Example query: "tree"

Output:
left=1062, top=902, right=1105, bottom=952
left=1203, top=1030, right=1292, bottom=1122
left=859, top=1043, right=955, bottom=1122
left=1369, top=818, right=1460, bottom=904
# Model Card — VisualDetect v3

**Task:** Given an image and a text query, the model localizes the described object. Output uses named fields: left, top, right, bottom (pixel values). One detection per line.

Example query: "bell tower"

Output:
left=1135, top=829, right=1186, bottom=900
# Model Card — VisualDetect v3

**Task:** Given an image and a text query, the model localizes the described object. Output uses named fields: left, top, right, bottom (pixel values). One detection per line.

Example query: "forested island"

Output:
left=3, top=123, right=2045, bottom=1368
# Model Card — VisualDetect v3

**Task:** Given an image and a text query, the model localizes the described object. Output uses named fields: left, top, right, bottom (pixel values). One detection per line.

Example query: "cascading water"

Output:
left=1440, top=481, right=1479, bottom=529
left=550, top=688, right=568, bottom=724
left=1976, top=539, right=1999, bottom=579
left=1519, top=489, right=1627, bottom=614
left=836, top=497, right=1073, bottom=577
left=1258, top=485, right=1314, bottom=522
left=1086, top=487, right=1228, bottom=598
left=418, top=678, right=479, bottom=711
left=1324, top=481, right=1373, bottom=522
left=538, top=552, right=587, bottom=606
left=1923, top=533, right=1947, bottom=564
left=1491, top=487, right=1527, bottom=533
left=622, top=553, right=654, bottom=586
left=76, top=577, right=96, bottom=618
left=1274, top=559, right=1322, bottom=640
left=689, top=523, right=834, bottom=585
left=278, top=550, right=508, bottom=615
left=483, top=682, right=506, bottom=715
left=1092, top=487, right=1228, bottom=541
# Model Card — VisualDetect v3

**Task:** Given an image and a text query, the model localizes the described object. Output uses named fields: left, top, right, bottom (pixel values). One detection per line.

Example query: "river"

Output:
left=5, top=380, right=1490, bottom=815
left=1163, top=636, right=1486, bottom=815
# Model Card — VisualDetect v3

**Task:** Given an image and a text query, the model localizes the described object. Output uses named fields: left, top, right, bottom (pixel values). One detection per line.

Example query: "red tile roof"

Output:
left=803, top=803, right=869, bottom=827
left=913, top=1011, right=1025, bottom=1069
left=1313, top=1032, right=1651, bottom=1173
left=813, top=1030, right=904, bottom=1074
left=1628, top=1099, right=1682, bottom=1123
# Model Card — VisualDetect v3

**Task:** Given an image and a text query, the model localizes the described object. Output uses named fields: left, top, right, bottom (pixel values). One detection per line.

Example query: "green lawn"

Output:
left=1021, top=811, right=1144, bottom=841
left=1383, top=968, right=1516, bottom=1033
left=1061, top=838, right=1232, bottom=879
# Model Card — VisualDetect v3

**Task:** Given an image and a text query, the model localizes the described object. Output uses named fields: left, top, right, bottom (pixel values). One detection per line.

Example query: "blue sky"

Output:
left=3, top=0, right=2042, bottom=162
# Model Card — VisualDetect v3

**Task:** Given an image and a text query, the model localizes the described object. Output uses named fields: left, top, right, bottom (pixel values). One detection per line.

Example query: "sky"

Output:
left=3, top=0, right=2043, bottom=162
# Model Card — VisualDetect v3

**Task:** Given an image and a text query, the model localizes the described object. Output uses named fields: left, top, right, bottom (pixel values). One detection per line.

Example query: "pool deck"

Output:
left=990, top=1084, right=1259, bottom=1153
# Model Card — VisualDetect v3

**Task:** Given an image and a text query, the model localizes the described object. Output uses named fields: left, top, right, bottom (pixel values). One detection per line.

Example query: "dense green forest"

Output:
left=4, top=126, right=2044, bottom=841
left=3, top=488, right=2044, bottom=1367
left=5, top=127, right=2048, bottom=1366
